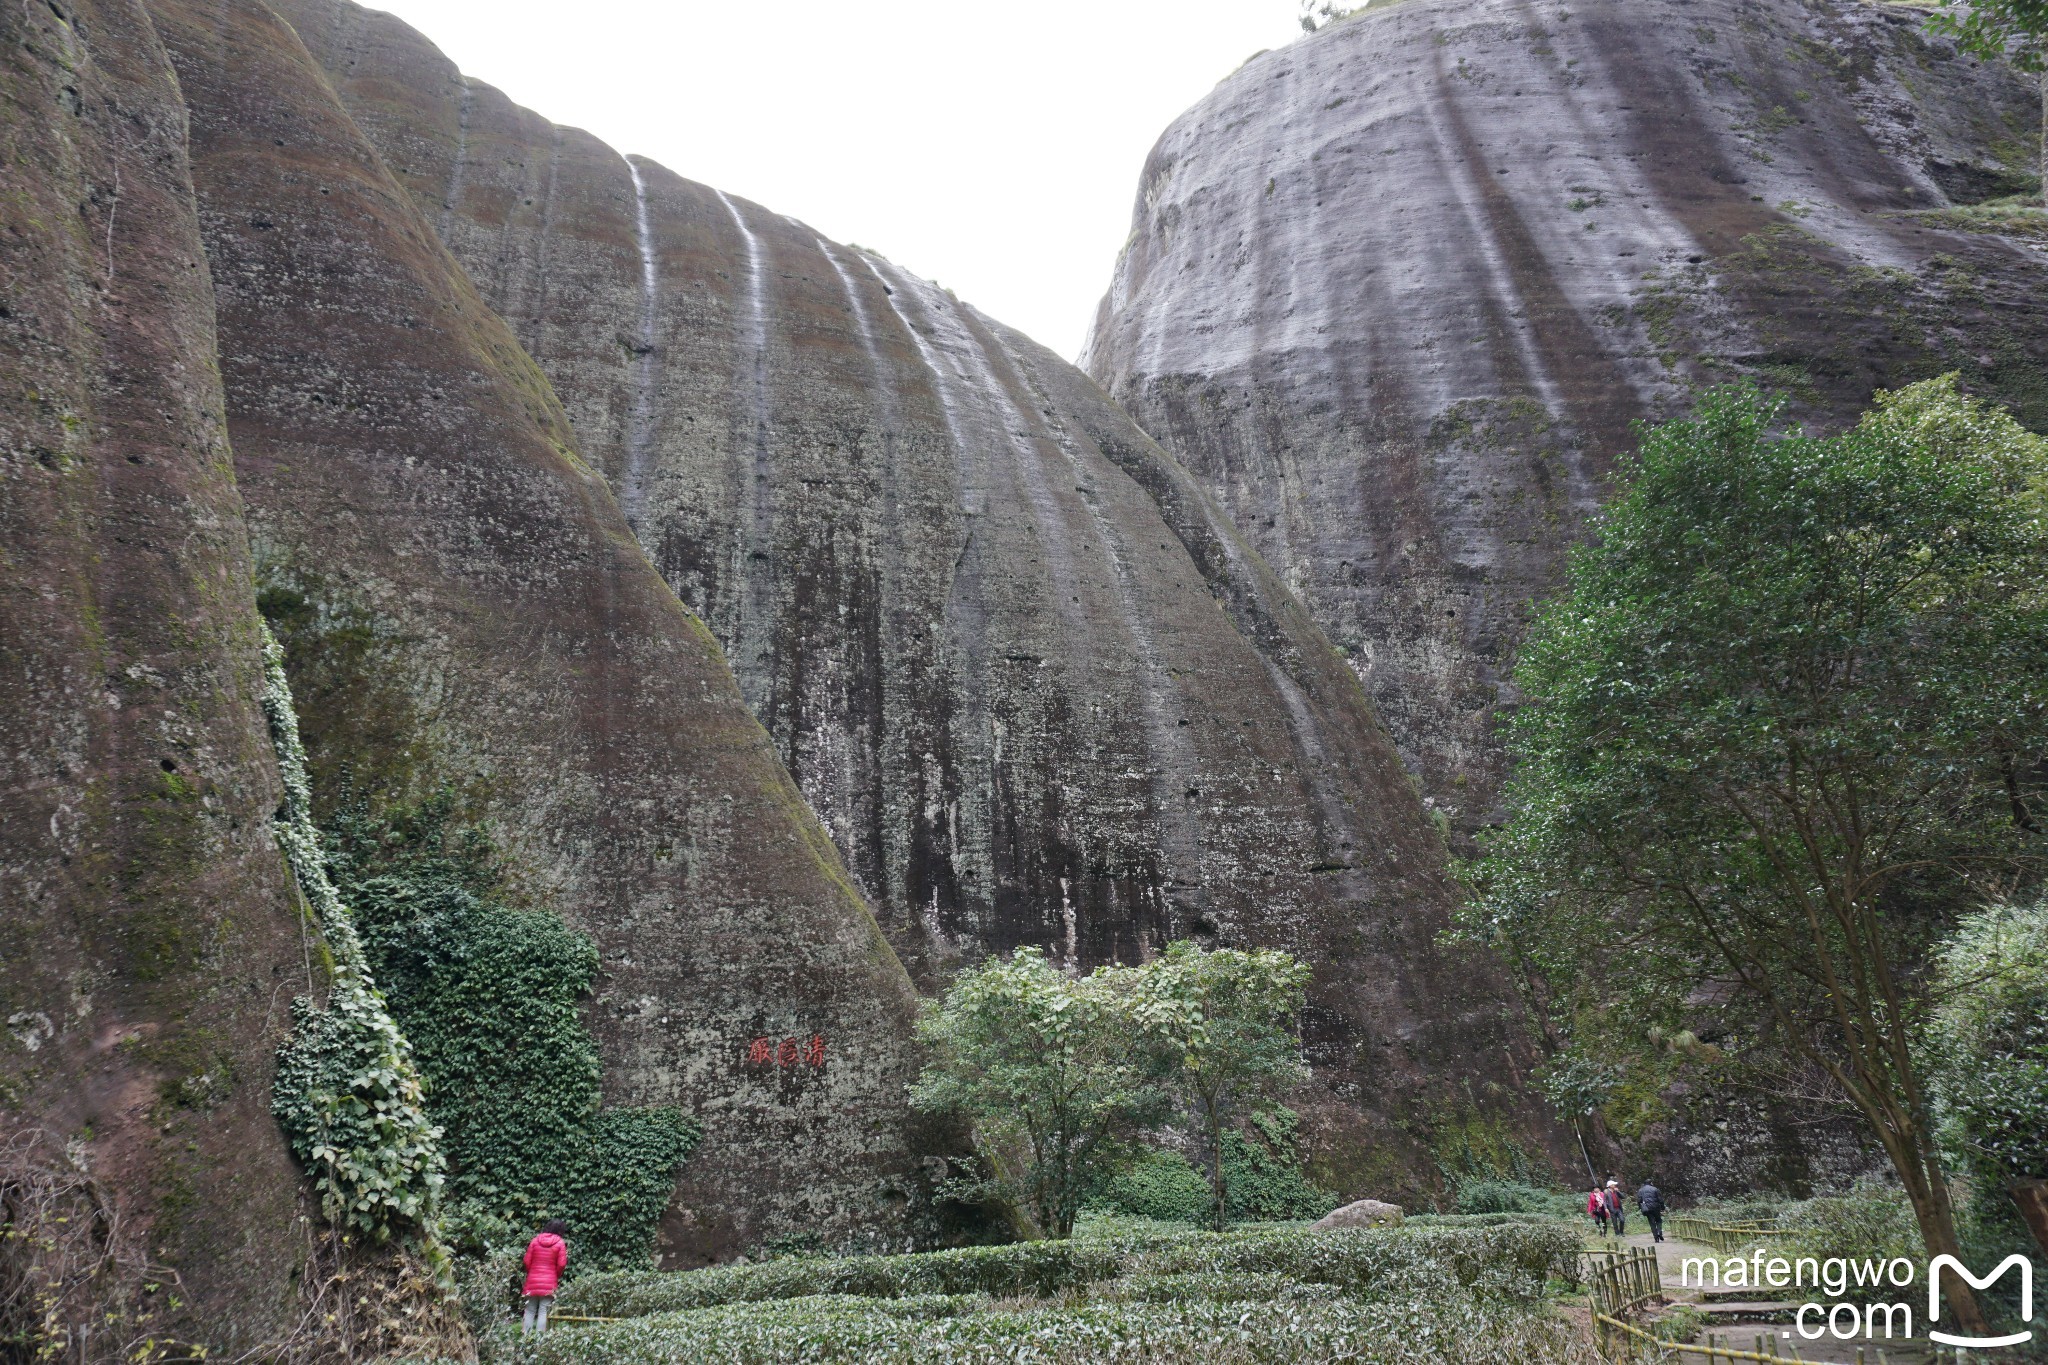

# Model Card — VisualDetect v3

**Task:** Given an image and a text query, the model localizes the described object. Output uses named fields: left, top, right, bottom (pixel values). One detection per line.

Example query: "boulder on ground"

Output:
left=1314, top=1200, right=1405, bottom=1230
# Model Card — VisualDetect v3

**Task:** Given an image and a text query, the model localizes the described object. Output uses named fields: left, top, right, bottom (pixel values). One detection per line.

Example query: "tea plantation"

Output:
left=484, top=1220, right=1595, bottom=1362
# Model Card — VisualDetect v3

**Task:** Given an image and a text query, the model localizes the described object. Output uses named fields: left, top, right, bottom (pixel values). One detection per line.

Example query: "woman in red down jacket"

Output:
left=521, top=1219, right=569, bottom=1335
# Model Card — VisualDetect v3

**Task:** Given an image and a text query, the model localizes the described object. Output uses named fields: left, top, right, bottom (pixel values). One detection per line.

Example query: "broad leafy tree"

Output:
left=1119, top=943, right=1312, bottom=1230
left=1462, top=377, right=2048, bottom=1334
left=911, top=947, right=1163, bottom=1238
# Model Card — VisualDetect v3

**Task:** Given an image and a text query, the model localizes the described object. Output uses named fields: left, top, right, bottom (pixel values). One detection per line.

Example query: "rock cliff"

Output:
left=1084, top=0, right=2048, bottom=838
left=143, top=0, right=933, bottom=1264
left=0, top=0, right=307, bottom=1342
left=272, top=0, right=1545, bottom=1189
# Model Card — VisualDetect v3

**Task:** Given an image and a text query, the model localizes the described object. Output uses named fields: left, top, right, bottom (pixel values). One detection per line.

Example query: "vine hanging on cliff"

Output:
left=260, top=622, right=449, bottom=1244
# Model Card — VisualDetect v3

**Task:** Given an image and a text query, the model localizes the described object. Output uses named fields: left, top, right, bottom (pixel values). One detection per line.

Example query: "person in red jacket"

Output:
left=1586, top=1185, right=1609, bottom=1235
left=521, top=1219, right=569, bottom=1335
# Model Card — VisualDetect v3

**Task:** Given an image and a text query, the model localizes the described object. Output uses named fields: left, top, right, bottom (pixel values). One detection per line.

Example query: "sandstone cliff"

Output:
left=140, top=0, right=937, bottom=1264
left=272, top=0, right=1547, bottom=1189
left=0, top=0, right=308, bottom=1342
left=1085, top=0, right=2048, bottom=839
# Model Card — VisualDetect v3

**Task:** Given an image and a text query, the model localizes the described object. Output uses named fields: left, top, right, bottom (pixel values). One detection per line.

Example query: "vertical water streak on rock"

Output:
left=817, top=236, right=905, bottom=919
left=965, top=312, right=1210, bottom=933
left=501, top=126, right=564, bottom=356
left=623, top=156, right=660, bottom=531
left=439, top=74, right=472, bottom=241
left=1419, top=71, right=1567, bottom=422
left=715, top=187, right=776, bottom=719
left=860, top=254, right=994, bottom=944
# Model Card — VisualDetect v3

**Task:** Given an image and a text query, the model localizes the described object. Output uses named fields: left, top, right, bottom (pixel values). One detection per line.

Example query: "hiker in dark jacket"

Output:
left=1637, top=1182, right=1666, bottom=1242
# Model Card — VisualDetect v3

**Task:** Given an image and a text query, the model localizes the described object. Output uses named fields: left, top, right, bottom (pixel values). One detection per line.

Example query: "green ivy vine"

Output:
left=260, top=624, right=449, bottom=1244
left=322, top=789, right=699, bottom=1270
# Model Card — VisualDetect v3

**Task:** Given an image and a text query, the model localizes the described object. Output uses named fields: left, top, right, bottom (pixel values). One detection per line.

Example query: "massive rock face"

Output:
left=1083, top=0, right=2048, bottom=838
left=136, top=0, right=931, bottom=1265
left=270, top=0, right=1549, bottom=1190
left=0, top=0, right=307, bottom=1341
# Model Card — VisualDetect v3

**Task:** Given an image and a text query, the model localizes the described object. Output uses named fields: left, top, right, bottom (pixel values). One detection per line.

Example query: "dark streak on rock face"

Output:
left=271, top=0, right=1551, bottom=1193
left=0, top=0, right=308, bottom=1342
left=146, top=0, right=928, bottom=1265
left=1084, top=0, right=2048, bottom=842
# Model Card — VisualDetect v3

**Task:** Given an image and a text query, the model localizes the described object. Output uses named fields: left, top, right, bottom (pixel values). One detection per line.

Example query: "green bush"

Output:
left=1932, top=899, right=2048, bottom=1200
left=500, top=1295, right=1589, bottom=1364
left=260, top=626, right=447, bottom=1248
left=1406, top=1212, right=1571, bottom=1229
left=1219, top=1109, right=1342, bottom=1221
left=1090, top=1110, right=1339, bottom=1225
left=1777, top=1182, right=1923, bottom=1302
left=1452, top=1180, right=1572, bottom=1217
left=1095, top=1149, right=1211, bottom=1222
left=1682, top=1197, right=1783, bottom=1226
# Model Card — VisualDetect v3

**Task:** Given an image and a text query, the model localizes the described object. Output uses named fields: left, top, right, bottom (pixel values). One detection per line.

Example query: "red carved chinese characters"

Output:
left=742, top=1034, right=829, bottom=1067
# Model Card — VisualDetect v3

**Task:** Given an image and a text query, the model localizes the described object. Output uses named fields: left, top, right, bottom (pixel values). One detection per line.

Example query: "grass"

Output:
left=484, top=1221, right=1595, bottom=1363
left=1899, top=194, right=2048, bottom=242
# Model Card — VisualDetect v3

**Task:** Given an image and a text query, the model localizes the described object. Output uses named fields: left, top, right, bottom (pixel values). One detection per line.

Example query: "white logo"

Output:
left=1928, top=1254, right=2033, bottom=1349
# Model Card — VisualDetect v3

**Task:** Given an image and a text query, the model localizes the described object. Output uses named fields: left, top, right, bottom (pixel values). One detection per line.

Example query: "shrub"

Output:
left=1453, top=1180, right=1570, bottom=1217
left=1094, top=1149, right=1211, bottom=1223
left=1407, top=1212, right=1571, bottom=1229
left=1777, top=1182, right=1924, bottom=1301
left=1092, top=1111, right=1339, bottom=1225
left=1931, top=899, right=2048, bottom=1200
left=1218, top=1109, right=1342, bottom=1221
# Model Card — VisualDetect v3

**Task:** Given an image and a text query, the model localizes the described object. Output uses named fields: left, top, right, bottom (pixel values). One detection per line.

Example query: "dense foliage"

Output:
left=261, top=625, right=449, bottom=1246
left=912, top=947, right=1165, bottom=1237
left=1459, top=377, right=2048, bottom=1329
left=1120, top=942, right=1313, bottom=1228
left=1092, top=1111, right=1338, bottom=1224
left=527, top=1222, right=1587, bottom=1361
left=1931, top=899, right=2048, bottom=1196
left=325, top=791, right=699, bottom=1270
left=912, top=943, right=1320, bottom=1237
left=1452, top=1180, right=1578, bottom=1218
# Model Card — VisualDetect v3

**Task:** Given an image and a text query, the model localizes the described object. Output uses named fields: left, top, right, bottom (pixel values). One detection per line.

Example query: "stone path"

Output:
left=1592, top=1228, right=1941, bottom=1363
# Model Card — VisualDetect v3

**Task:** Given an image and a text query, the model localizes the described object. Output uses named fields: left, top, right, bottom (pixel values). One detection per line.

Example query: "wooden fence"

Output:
left=1665, top=1217, right=1794, bottom=1255
left=1587, top=1246, right=1663, bottom=1321
left=1594, top=1312, right=1959, bottom=1363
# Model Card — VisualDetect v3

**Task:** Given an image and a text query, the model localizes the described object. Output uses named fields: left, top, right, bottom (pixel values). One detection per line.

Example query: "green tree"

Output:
left=1463, top=377, right=2048, bottom=1335
left=1930, top=898, right=2048, bottom=1254
left=1926, top=0, right=2045, bottom=208
left=911, top=948, right=1163, bottom=1238
left=1121, top=942, right=1312, bottom=1230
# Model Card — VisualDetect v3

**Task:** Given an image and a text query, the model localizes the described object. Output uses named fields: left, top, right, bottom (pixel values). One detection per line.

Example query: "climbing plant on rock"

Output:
left=323, top=788, right=700, bottom=1270
left=260, top=623, right=449, bottom=1242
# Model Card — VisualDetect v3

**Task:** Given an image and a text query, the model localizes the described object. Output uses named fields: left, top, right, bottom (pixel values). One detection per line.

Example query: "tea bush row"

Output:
left=558, top=1222, right=1582, bottom=1320
left=509, top=1292, right=1596, bottom=1364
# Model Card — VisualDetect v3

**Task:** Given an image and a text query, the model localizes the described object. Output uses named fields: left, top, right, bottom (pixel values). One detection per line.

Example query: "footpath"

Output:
left=1598, top=1227, right=1940, bottom=1364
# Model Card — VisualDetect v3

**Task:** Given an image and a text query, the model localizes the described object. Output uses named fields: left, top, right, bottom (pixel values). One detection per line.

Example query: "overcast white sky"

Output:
left=364, top=1, right=1304, bottom=360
